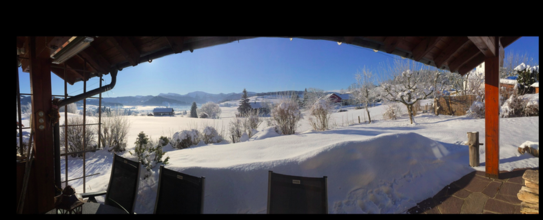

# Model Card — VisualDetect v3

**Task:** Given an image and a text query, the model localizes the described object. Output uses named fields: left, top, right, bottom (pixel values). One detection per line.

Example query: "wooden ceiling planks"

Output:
left=29, top=36, right=521, bottom=83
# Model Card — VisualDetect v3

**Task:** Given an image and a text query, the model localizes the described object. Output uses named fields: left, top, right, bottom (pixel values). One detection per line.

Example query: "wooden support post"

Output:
left=358, top=116, right=360, bottom=124
left=467, top=132, right=480, bottom=167
left=484, top=36, right=502, bottom=179
left=28, top=36, right=56, bottom=213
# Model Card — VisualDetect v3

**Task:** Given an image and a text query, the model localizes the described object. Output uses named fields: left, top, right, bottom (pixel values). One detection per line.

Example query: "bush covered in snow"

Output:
left=60, top=116, right=97, bottom=157
left=100, top=110, right=130, bottom=153
left=59, top=103, right=77, bottom=114
left=270, top=99, right=303, bottom=135
left=524, top=94, right=539, bottom=116
left=201, top=126, right=224, bottom=144
left=467, top=101, right=485, bottom=118
left=129, top=132, right=170, bottom=179
left=228, top=118, right=244, bottom=143
left=171, top=129, right=201, bottom=149
left=500, top=90, right=527, bottom=118
left=308, top=97, right=334, bottom=131
left=198, top=102, right=222, bottom=119
left=382, top=102, right=402, bottom=120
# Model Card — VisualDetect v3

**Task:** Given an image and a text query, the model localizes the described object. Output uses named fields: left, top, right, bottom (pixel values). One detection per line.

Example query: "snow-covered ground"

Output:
left=17, top=96, right=539, bottom=214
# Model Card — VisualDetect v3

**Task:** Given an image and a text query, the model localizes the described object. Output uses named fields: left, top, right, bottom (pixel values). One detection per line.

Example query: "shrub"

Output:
left=382, top=102, right=402, bottom=120
left=199, top=102, right=222, bottom=119
left=308, top=98, right=334, bottom=131
left=100, top=110, right=130, bottom=153
left=228, top=118, right=244, bottom=143
left=270, top=99, right=303, bottom=135
left=467, top=101, right=485, bottom=118
left=500, top=90, right=526, bottom=118
left=60, top=116, right=97, bottom=157
left=201, top=126, right=224, bottom=144
left=171, top=129, right=200, bottom=149
left=243, top=110, right=263, bottom=138
left=524, top=96, right=539, bottom=116
left=59, top=103, right=77, bottom=114
left=129, top=132, right=170, bottom=179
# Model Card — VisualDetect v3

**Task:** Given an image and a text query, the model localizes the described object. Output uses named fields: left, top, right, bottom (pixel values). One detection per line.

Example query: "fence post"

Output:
left=358, top=116, right=360, bottom=124
left=467, top=132, right=481, bottom=167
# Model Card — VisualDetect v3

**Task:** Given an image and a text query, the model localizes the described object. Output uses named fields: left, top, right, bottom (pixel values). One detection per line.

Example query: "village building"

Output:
left=531, top=82, right=539, bottom=93
left=249, top=102, right=270, bottom=115
left=324, top=93, right=352, bottom=105
left=153, top=108, right=174, bottom=116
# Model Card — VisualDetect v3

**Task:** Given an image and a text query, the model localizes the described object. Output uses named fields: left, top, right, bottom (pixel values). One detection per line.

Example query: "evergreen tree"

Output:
left=190, top=102, right=198, bottom=118
left=238, top=88, right=252, bottom=116
left=302, top=88, right=308, bottom=108
left=516, top=68, right=537, bottom=95
left=292, top=93, right=301, bottom=106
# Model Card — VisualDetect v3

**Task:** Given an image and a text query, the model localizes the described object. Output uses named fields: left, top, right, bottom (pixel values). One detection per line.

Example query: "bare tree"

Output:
left=355, top=67, right=375, bottom=123
left=380, top=59, right=434, bottom=124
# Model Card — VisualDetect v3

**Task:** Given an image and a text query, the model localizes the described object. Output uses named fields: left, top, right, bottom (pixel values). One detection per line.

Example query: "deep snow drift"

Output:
left=18, top=97, right=539, bottom=214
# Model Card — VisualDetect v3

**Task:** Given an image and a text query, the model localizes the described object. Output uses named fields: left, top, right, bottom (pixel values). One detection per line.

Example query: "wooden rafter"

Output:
left=109, top=36, right=140, bottom=66
left=448, top=43, right=482, bottom=73
left=344, top=36, right=355, bottom=44
left=459, top=39, right=505, bottom=76
left=412, top=37, right=441, bottom=61
left=165, top=36, right=185, bottom=54
left=383, top=36, right=401, bottom=54
left=468, top=36, right=496, bottom=57
left=434, top=37, right=471, bottom=69
left=63, top=57, right=88, bottom=81
left=77, top=44, right=111, bottom=74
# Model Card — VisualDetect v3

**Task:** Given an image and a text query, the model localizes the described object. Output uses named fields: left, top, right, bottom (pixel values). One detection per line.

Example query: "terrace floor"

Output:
left=407, top=167, right=538, bottom=214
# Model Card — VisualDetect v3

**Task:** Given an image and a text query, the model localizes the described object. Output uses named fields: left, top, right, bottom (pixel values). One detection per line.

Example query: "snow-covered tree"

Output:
left=198, top=102, right=222, bottom=119
left=302, top=88, right=308, bottom=108
left=308, top=97, right=334, bottom=131
left=515, top=63, right=539, bottom=95
left=355, top=67, right=375, bottom=123
left=270, top=99, right=303, bottom=135
left=238, top=88, right=252, bottom=116
left=59, top=102, right=77, bottom=114
left=381, top=60, right=435, bottom=124
left=190, top=102, right=198, bottom=118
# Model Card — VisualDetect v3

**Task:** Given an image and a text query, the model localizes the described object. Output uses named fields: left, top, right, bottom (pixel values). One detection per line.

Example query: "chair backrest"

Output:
left=267, top=171, right=328, bottom=214
left=154, top=166, right=205, bottom=214
left=104, top=154, right=141, bottom=214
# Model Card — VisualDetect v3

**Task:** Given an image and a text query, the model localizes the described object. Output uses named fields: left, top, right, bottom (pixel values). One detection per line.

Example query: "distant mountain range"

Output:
left=18, top=90, right=307, bottom=107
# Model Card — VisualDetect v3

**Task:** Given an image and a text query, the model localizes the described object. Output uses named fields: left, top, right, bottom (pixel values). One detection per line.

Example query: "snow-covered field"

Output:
left=18, top=96, right=539, bottom=214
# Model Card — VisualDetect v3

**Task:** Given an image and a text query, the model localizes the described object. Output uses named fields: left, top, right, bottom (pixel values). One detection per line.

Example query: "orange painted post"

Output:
left=484, top=37, right=502, bottom=179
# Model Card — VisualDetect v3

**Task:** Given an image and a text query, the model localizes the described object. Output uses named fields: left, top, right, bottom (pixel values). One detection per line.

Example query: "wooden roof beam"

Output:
left=78, top=44, right=111, bottom=75
left=344, top=36, right=355, bottom=44
left=383, top=36, right=401, bottom=54
left=468, top=36, right=496, bottom=57
left=434, top=37, right=470, bottom=69
left=448, top=43, right=482, bottom=73
left=412, top=36, right=441, bottom=61
left=51, top=67, right=80, bottom=85
left=109, top=36, right=140, bottom=66
left=459, top=40, right=504, bottom=76
left=165, top=37, right=185, bottom=54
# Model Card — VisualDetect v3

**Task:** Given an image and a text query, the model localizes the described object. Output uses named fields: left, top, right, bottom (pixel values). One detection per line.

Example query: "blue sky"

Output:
left=18, top=36, right=538, bottom=98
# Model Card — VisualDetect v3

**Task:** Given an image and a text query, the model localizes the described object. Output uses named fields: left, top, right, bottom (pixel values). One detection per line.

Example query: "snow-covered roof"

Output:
left=505, top=75, right=518, bottom=80
left=249, top=102, right=263, bottom=109
left=500, top=79, right=518, bottom=85
left=325, top=93, right=350, bottom=100
left=514, top=63, right=539, bottom=73
left=153, top=108, right=174, bottom=113
left=531, top=82, right=539, bottom=87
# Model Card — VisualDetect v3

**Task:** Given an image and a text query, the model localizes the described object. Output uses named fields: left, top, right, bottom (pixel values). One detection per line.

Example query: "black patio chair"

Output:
left=153, top=166, right=205, bottom=214
left=80, top=154, right=141, bottom=214
left=267, top=170, right=328, bottom=214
